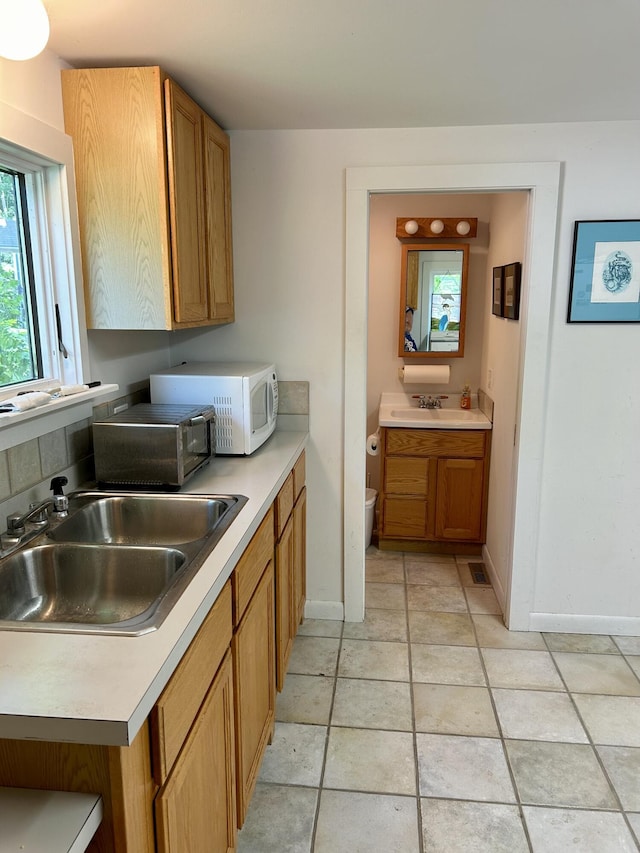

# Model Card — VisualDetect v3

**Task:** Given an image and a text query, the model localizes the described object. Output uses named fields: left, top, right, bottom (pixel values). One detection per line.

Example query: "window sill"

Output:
left=0, top=384, right=119, bottom=452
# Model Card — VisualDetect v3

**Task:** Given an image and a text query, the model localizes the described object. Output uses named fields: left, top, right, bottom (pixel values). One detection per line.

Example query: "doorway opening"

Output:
left=343, top=163, right=561, bottom=627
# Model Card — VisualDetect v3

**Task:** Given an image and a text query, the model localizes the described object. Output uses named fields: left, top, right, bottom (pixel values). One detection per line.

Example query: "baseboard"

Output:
left=481, top=545, right=507, bottom=614
left=304, top=599, right=344, bottom=621
left=529, top=612, right=640, bottom=637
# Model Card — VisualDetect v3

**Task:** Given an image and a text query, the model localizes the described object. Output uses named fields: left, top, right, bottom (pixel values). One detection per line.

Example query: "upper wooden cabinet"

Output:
left=61, top=66, right=234, bottom=330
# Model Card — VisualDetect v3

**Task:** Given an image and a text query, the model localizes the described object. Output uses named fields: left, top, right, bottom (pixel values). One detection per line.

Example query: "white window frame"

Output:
left=0, top=98, right=90, bottom=400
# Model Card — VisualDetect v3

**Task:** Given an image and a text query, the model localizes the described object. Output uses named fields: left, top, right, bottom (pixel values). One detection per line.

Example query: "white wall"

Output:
left=480, top=192, right=528, bottom=609
left=215, top=122, right=640, bottom=631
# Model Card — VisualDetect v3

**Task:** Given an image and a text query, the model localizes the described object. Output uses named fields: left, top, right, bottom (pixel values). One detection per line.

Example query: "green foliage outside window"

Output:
left=0, top=168, right=36, bottom=387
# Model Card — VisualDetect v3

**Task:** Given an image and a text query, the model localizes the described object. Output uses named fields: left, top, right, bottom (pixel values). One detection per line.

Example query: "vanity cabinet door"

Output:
left=435, top=458, right=485, bottom=540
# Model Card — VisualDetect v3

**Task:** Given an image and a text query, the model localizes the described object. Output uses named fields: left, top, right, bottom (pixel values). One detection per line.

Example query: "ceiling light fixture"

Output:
left=0, top=0, right=50, bottom=61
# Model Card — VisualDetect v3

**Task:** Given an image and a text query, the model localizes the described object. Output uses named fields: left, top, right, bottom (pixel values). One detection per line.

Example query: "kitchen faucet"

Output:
left=2, top=477, right=69, bottom=551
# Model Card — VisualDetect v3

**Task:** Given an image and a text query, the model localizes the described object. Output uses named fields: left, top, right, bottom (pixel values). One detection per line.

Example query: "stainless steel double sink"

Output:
left=0, top=491, right=247, bottom=636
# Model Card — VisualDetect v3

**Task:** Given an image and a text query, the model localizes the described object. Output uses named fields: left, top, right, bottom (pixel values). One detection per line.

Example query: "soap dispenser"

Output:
left=460, top=384, right=471, bottom=409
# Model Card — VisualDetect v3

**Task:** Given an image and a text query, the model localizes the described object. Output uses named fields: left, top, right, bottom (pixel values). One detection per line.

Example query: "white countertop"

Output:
left=0, top=787, right=102, bottom=853
left=378, top=392, right=492, bottom=430
left=0, top=430, right=307, bottom=746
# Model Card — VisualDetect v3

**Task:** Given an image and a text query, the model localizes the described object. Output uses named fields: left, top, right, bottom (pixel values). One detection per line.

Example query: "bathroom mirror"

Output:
left=398, top=242, right=469, bottom=358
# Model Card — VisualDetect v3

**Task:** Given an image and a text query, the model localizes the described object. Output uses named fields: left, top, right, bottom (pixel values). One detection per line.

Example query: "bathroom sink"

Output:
left=0, top=544, right=186, bottom=630
left=48, top=493, right=240, bottom=546
left=0, top=491, right=248, bottom=635
left=378, top=401, right=492, bottom=430
left=390, top=407, right=489, bottom=425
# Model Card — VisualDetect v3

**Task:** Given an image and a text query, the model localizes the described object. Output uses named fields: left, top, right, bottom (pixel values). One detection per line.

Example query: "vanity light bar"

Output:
left=396, top=217, right=478, bottom=240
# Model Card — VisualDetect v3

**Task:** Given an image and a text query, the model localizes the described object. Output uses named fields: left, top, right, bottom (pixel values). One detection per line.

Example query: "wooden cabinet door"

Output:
left=275, top=515, right=295, bottom=692
left=155, top=651, right=237, bottom=853
left=293, top=486, right=307, bottom=629
left=165, top=79, right=208, bottom=324
left=203, top=113, right=234, bottom=324
left=232, top=562, right=276, bottom=827
left=435, top=458, right=485, bottom=540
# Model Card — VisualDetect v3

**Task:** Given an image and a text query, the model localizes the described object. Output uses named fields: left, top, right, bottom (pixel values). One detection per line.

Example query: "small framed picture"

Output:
left=492, top=266, right=504, bottom=316
left=503, top=262, right=522, bottom=321
left=567, top=220, right=640, bottom=323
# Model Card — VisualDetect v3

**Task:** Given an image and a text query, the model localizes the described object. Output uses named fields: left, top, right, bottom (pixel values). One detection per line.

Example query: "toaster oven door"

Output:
left=182, top=414, right=215, bottom=478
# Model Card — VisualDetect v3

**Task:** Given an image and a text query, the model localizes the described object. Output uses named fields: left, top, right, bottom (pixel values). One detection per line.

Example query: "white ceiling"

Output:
left=45, top=0, right=640, bottom=131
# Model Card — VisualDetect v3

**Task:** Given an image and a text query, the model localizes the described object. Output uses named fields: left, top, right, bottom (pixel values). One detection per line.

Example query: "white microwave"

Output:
left=150, top=361, right=278, bottom=455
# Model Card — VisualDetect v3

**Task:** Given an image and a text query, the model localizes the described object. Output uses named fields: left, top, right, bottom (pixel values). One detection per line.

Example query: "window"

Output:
left=0, top=165, right=42, bottom=388
left=0, top=99, right=89, bottom=402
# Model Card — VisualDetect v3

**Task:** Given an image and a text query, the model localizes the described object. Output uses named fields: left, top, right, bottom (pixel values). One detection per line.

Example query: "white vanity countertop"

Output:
left=0, top=430, right=308, bottom=746
left=378, top=392, right=492, bottom=430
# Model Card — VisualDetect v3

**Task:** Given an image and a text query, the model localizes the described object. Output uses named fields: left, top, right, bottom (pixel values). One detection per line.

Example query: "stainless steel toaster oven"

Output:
left=92, top=403, right=216, bottom=490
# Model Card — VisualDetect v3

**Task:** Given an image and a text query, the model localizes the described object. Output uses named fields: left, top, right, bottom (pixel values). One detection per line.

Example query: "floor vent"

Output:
left=468, top=562, right=490, bottom=585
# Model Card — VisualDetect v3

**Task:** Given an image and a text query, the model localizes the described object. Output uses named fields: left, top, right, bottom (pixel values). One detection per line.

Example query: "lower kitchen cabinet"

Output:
left=155, top=651, right=236, bottom=853
left=0, top=453, right=307, bottom=851
left=379, top=427, right=490, bottom=552
left=274, top=451, right=307, bottom=692
left=231, top=508, right=276, bottom=828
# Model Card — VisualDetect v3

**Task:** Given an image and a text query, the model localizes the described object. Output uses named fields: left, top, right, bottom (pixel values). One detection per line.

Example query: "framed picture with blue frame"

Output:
left=567, top=220, right=640, bottom=323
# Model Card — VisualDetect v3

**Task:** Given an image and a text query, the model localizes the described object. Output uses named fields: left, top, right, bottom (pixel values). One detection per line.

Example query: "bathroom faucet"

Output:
left=413, top=395, right=444, bottom=409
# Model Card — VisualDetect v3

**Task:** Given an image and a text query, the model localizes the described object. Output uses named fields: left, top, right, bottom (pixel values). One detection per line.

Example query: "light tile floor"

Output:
left=237, top=548, right=640, bottom=852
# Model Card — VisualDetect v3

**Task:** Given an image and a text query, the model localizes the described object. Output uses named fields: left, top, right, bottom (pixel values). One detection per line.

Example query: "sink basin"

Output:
left=48, top=493, right=239, bottom=545
left=0, top=491, right=248, bottom=635
left=377, top=394, right=492, bottom=430
left=0, top=544, right=186, bottom=628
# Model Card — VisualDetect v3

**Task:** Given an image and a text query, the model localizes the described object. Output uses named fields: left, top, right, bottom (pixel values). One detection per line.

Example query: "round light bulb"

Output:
left=456, top=220, right=471, bottom=236
left=430, top=219, right=445, bottom=234
left=404, top=220, right=419, bottom=235
left=0, top=0, right=50, bottom=61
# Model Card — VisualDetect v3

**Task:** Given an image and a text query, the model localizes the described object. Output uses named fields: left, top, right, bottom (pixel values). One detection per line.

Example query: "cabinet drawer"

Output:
left=385, top=428, right=486, bottom=458
left=275, top=472, right=294, bottom=539
left=233, top=507, right=275, bottom=625
left=151, top=580, right=232, bottom=785
left=382, top=497, right=429, bottom=538
left=293, top=451, right=306, bottom=501
left=384, top=457, right=431, bottom=496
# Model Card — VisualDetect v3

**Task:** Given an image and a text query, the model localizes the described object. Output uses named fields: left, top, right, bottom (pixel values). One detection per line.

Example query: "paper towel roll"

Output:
left=366, top=431, right=380, bottom=456
left=401, top=364, right=450, bottom=385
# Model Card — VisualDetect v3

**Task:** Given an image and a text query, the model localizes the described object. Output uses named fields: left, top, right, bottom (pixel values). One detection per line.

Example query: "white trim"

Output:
left=0, top=384, right=118, bottom=452
left=344, top=162, right=561, bottom=627
left=304, top=599, right=345, bottom=621
left=0, top=98, right=89, bottom=390
left=529, top=612, right=640, bottom=637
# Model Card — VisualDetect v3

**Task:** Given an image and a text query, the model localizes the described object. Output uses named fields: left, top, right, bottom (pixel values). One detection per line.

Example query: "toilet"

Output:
left=365, top=487, right=377, bottom=548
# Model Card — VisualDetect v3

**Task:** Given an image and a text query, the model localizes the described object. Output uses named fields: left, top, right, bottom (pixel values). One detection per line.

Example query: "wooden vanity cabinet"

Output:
left=61, top=66, right=234, bottom=331
left=379, top=428, right=490, bottom=551
left=231, top=508, right=276, bottom=827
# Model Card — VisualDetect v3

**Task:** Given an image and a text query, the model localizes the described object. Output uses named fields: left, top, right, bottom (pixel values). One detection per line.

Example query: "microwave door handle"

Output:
left=267, top=383, right=274, bottom=421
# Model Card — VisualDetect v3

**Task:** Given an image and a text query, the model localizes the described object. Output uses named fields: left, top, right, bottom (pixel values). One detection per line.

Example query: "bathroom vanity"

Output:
left=377, top=394, right=492, bottom=553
